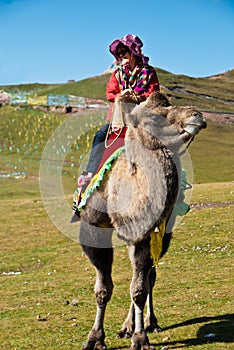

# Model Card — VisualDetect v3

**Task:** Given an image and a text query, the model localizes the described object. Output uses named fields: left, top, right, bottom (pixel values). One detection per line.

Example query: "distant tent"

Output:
left=27, top=96, right=47, bottom=105
left=0, top=91, right=9, bottom=104
left=47, top=94, right=69, bottom=106
left=9, top=92, right=27, bottom=105
left=68, top=95, right=86, bottom=107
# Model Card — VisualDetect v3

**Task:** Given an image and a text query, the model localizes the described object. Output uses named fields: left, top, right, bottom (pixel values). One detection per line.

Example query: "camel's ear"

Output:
left=144, top=92, right=171, bottom=109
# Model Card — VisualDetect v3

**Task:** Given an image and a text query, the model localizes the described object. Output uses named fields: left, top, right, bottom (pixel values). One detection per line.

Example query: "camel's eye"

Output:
left=192, top=112, right=199, bottom=117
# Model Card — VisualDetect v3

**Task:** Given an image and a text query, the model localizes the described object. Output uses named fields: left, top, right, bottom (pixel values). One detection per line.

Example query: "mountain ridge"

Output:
left=1, top=68, right=233, bottom=113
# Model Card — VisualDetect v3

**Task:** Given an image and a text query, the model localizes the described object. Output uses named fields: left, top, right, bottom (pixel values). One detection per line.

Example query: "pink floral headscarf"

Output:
left=109, top=34, right=149, bottom=64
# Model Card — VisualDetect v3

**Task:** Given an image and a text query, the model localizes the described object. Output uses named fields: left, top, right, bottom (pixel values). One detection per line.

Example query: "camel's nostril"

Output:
left=203, top=121, right=207, bottom=129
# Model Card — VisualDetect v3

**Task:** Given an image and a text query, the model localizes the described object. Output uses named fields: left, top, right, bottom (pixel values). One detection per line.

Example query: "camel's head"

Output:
left=143, top=92, right=207, bottom=136
left=126, top=92, right=207, bottom=150
left=165, top=106, right=207, bottom=137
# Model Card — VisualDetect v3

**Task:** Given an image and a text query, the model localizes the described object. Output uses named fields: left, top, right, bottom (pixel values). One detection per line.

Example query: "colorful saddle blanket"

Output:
left=75, top=147, right=190, bottom=217
left=96, top=127, right=127, bottom=172
left=77, top=146, right=126, bottom=211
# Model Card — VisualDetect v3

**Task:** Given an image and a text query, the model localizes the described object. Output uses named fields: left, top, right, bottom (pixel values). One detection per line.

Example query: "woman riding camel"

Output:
left=71, top=34, right=160, bottom=222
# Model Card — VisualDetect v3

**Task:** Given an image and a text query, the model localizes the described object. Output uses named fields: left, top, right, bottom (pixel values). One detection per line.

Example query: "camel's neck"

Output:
left=125, top=126, right=181, bottom=180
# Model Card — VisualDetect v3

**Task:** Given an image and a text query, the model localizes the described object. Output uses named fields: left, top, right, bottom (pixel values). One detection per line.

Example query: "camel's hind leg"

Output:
left=144, top=267, right=162, bottom=333
left=116, top=268, right=161, bottom=338
left=117, top=266, right=162, bottom=339
left=116, top=301, right=135, bottom=338
left=129, top=237, right=156, bottom=350
left=117, top=230, right=173, bottom=339
left=80, top=223, right=113, bottom=350
left=145, top=230, right=172, bottom=334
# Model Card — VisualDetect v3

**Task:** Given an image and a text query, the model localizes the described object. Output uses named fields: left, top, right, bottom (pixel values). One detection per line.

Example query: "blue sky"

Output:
left=0, top=0, right=233, bottom=85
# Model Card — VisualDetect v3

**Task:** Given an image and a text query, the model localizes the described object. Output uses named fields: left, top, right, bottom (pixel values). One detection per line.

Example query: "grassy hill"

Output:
left=1, top=68, right=234, bottom=112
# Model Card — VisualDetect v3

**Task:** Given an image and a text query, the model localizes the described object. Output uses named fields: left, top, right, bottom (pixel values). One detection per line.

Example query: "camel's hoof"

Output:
left=130, top=333, right=156, bottom=350
left=130, top=345, right=156, bottom=350
left=82, top=341, right=107, bottom=350
left=145, top=324, right=162, bottom=333
left=116, top=327, right=133, bottom=338
left=94, top=342, right=107, bottom=350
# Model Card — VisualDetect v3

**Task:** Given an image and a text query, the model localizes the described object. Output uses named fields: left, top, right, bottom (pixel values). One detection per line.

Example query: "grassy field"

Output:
left=0, top=183, right=233, bottom=350
left=0, top=104, right=233, bottom=349
left=0, top=105, right=233, bottom=196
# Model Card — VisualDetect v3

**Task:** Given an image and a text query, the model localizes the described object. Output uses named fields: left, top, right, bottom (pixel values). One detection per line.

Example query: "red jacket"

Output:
left=106, top=66, right=160, bottom=120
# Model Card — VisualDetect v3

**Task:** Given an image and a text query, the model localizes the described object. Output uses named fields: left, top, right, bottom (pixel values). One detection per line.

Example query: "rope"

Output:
left=179, top=135, right=195, bottom=156
left=105, top=100, right=125, bottom=149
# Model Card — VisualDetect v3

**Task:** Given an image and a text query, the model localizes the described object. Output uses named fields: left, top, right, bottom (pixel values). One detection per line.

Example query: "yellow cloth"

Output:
left=150, top=220, right=166, bottom=266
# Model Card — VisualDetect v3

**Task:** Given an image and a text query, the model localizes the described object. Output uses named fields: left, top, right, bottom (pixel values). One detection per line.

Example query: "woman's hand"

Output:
left=121, top=89, right=131, bottom=97
left=117, top=89, right=139, bottom=104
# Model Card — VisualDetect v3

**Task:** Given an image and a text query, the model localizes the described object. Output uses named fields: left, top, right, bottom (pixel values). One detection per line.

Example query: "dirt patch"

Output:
left=207, top=70, right=233, bottom=80
left=202, top=111, right=234, bottom=125
left=190, top=201, right=234, bottom=210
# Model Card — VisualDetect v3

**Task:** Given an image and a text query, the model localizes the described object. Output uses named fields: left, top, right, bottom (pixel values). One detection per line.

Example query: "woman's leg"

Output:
left=70, top=123, right=109, bottom=222
left=86, top=123, right=109, bottom=175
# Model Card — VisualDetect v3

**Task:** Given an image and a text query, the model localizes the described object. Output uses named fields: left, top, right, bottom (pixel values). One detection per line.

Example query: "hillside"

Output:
left=1, top=68, right=234, bottom=113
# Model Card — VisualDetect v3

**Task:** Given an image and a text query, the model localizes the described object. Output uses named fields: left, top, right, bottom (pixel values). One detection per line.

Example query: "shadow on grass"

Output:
left=106, top=314, right=234, bottom=349
left=156, top=313, right=234, bottom=348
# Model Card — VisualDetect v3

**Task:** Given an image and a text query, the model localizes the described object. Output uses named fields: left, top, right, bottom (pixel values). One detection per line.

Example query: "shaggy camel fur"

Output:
left=78, top=92, right=207, bottom=350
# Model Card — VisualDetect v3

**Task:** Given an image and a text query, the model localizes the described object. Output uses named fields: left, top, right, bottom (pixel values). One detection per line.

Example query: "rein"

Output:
left=179, top=135, right=195, bottom=156
left=105, top=101, right=125, bottom=149
left=104, top=123, right=124, bottom=149
left=179, top=133, right=195, bottom=194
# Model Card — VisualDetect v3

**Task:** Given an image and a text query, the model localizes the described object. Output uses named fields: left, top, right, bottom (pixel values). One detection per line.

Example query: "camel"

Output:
left=78, top=92, right=207, bottom=350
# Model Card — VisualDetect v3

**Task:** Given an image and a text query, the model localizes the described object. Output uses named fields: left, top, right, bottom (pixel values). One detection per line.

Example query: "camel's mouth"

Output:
left=183, top=112, right=207, bottom=136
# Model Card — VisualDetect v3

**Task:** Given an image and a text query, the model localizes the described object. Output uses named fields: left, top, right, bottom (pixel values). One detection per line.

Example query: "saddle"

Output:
left=97, top=126, right=127, bottom=173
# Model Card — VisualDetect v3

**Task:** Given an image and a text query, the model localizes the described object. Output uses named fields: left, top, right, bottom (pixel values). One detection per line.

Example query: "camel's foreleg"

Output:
left=81, top=245, right=113, bottom=350
left=129, top=238, right=156, bottom=350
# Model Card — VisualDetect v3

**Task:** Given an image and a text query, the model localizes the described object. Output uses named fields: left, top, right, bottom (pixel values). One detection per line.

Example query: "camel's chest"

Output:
left=106, top=152, right=179, bottom=243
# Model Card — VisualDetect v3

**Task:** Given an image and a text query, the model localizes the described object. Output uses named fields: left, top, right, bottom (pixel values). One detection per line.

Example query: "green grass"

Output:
left=0, top=107, right=233, bottom=203
left=0, top=99, right=233, bottom=349
left=0, top=106, right=106, bottom=198
left=0, top=182, right=233, bottom=349
left=189, top=120, right=234, bottom=183
left=157, top=68, right=234, bottom=112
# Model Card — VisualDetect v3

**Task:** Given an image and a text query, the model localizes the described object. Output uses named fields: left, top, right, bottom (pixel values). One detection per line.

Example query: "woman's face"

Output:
left=116, top=46, right=136, bottom=67
left=115, top=45, right=130, bottom=60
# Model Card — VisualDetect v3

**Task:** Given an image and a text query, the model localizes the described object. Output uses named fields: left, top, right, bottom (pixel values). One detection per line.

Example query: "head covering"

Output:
left=109, top=34, right=149, bottom=64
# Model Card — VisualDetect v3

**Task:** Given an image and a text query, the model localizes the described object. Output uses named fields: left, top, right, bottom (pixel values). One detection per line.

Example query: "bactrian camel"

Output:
left=78, top=92, right=207, bottom=350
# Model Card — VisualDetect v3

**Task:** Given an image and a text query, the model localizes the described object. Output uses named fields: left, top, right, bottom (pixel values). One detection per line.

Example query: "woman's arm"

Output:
left=106, top=72, right=120, bottom=101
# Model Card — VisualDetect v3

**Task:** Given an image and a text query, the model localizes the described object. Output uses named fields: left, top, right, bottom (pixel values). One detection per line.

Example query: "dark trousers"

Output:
left=86, top=123, right=110, bottom=174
